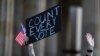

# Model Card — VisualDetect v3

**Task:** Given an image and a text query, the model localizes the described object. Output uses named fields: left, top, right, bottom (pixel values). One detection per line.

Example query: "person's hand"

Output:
left=23, top=33, right=29, bottom=45
left=85, top=33, right=94, bottom=47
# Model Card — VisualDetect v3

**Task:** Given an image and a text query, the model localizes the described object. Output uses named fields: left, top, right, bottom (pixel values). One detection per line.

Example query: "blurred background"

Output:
left=0, top=0, right=99, bottom=56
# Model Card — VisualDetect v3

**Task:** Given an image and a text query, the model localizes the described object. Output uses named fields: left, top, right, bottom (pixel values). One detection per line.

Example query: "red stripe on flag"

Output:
left=15, top=32, right=25, bottom=46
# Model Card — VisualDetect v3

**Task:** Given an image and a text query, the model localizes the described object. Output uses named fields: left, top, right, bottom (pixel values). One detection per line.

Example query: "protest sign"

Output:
left=26, top=4, right=61, bottom=45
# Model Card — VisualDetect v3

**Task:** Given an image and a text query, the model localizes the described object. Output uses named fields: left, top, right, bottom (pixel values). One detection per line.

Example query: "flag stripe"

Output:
left=16, top=36, right=22, bottom=45
left=17, top=32, right=24, bottom=43
left=18, top=32, right=24, bottom=45
left=16, top=33, right=24, bottom=45
left=15, top=32, right=25, bottom=46
left=16, top=33, right=22, bottom=42
left=16, top=37, right=23, bottom=45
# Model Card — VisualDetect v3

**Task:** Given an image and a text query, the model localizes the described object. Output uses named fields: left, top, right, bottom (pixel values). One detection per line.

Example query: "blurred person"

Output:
left=85, top=33, right=94, bottom=56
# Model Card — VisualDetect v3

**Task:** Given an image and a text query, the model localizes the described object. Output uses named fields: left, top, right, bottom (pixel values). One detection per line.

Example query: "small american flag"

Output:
left=15, top=24, right=26, bottom=46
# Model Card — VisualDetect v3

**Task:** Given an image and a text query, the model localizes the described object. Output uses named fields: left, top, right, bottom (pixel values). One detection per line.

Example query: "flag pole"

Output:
left=28, top=44, right=36, bottom=56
